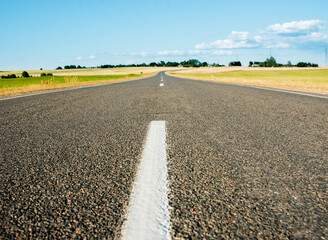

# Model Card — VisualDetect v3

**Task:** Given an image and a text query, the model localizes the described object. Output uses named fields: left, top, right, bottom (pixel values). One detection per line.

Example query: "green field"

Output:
left=0, top=67, right=180, bottom=97
left=0, top=74, right=140, bottom=88
left=170, top=69, right=328, bottom=93
left=0, top=73, right=149, bottom=97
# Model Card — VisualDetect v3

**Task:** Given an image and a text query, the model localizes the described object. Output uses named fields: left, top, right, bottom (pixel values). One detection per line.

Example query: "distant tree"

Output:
left=40, top=68, right=43, bottom=70
left=158, top=61, right=166, bottom=67
left=2, top=74, right=17, bottom=79
left=189, top=59, right=201, bottom=67
left=64, top=65, right=70, bottom=69
left=77, top=65, right=82, bottom=69
left=166, top=61, right=179, bottom=67
left=149, top=62, right=158, bottom=67
left=229, top=61, right=242, bottom=66
left=22, top=71, right=30, bottom=78
left=69, top=65, right=77, bottom=69
left=47, top=73, right=53, bottom=76
left=287, top=61, right=292, bottom=67
left=56, top=66, right=63, bottom=70
left=265, top=56, right=277, bottom=67
left=296, top=62, right=318, bottom=67
left=180, top=59, right=201, bottom=67
left=249, top=61, right=253, bottom=67
left=40, top=73, right=47, bottom=77
left=201, top=62, right=208, bottom=67
left=296, top=62, right=307, bottom=67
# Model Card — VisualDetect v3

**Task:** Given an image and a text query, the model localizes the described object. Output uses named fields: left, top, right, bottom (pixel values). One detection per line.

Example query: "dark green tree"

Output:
left=265, top=56, right=277, bottom=67
left=149, top=62, right=158, bottom=67
left=22, top=71, right=30, bottom=78
left=229, top=61, right=242, bottom=66
left=201, top=62, right=208, bottom=67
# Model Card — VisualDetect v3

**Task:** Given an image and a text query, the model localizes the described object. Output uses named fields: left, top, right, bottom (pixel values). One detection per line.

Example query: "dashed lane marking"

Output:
left=121, top=121, right=171, bottom=240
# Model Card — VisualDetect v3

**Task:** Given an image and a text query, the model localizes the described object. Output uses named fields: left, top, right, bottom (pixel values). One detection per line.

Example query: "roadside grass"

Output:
left=169, top=69, right=328, bottom=93
left=0, top=67, right=178, bottom=77
left=0, top=73, right=151, bottom=97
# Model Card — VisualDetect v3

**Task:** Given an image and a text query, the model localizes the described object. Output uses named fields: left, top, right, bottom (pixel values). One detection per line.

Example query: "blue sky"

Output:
left=1, top=0, right=328, bottom=70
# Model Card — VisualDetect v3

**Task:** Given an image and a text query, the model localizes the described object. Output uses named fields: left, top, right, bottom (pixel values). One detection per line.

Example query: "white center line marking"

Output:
left=122, top=121, right=171, bottom=240
left=160, top=83, right=164, bottom=87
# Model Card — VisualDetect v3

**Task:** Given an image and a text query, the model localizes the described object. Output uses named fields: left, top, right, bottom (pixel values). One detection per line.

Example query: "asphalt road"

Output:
left=1, top=72, right=327, bottom=239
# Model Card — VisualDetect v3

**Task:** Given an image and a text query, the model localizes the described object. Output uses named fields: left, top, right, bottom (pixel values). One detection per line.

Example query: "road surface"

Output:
left=1, top=72, right=327, bottom=239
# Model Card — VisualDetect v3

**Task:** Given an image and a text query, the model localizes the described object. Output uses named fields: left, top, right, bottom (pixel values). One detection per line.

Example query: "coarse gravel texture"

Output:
left=162, top=74, right=328, bottom=239
left=1, top=72, right=327, bottom=239
left=0, top=75, right=164, bottom=239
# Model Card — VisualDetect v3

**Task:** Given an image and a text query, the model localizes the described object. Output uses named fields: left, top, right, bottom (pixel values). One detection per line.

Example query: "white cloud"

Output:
left=76, top=55, right=96, bottom=60
left=212, top=50, right=233, bottom=55
left=265, top=42, right=291, bottom=49
left=254, top=35, right=262, bottom=43
left=129, top=52, right=149, bottom=57
left=302, top=32, right=328, bottom=42
left=187, top=49, right=232, bottom=55
left=188, top=50, right=207, bottom=54
left=229, top=31, right=250, bottom=40
left=267, top=20, right=325, bottom=35
left=264, top=20, right=328, bottom=48
left=195, top=31, right=259, bottom=49
left=157, top=50, right=184, bottom=56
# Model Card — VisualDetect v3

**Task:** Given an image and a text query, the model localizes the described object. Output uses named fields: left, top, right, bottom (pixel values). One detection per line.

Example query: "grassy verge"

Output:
left=0, top=73, right=153, bottom=97
left=168, top=69, right=328, bottom=94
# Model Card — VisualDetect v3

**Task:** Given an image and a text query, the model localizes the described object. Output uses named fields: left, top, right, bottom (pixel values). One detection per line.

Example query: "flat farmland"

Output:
left=0, top=67, right=178, bottom=97
left=169, top=67, right=328, bottom=94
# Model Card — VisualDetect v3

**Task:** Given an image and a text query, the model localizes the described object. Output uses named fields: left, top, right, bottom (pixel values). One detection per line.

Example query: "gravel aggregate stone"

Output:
left=163, top=75, right=327, bottom=239
left=1, top=73, right=327, bottom=239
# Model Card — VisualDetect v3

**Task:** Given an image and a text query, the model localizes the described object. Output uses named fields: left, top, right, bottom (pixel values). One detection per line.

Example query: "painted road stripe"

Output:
left=160, top=83, right=164, bottom=87
left=122, top=121, right=171, bottom=240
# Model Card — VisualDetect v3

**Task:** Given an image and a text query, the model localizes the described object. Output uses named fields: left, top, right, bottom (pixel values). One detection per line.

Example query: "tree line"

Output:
left=1, top=71, right=30, bottom=79
left=248, top=57, right=318, bottom=67
left=55, top=59, right=225, bottom=70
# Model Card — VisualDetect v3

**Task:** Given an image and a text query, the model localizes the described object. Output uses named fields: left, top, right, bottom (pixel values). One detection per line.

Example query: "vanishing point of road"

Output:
left=1, top=72, right=327, bottom=239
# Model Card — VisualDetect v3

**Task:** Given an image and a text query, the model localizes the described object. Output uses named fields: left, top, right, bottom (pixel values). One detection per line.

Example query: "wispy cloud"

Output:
left=76, top=55, right=96, bottom=61
left=264, top=20, right=328, bottom=48
left=195, top=31, right=260, bottom=49
left=195, top=19, right=327, bottom=51
left=157, top=50, right=185, bottom=56
left=265, top=42, right=290, bottom=49
left=129, top=51, right=149, bottom=57
left=212, top=50, right=233, bottom=55
left=267, top=19, right=325, bottom=36
left=188, top=49, right=232, bottom=55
